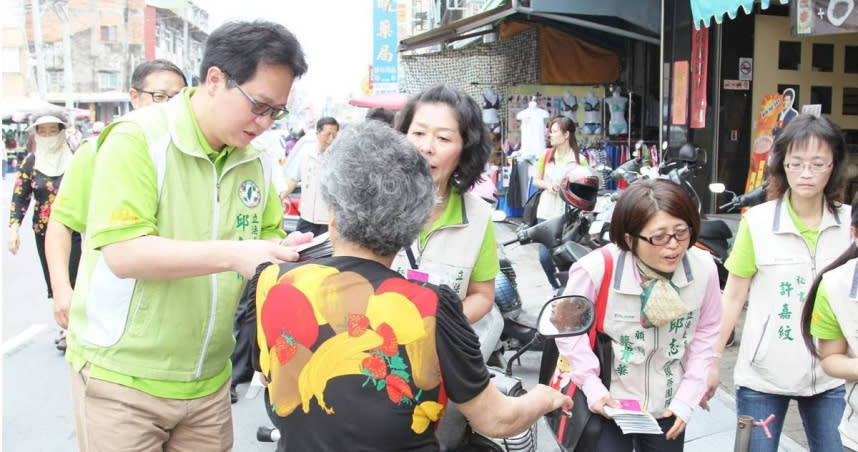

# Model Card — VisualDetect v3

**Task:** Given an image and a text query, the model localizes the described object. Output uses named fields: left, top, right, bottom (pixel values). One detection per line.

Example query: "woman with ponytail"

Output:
left=532, top=116, right=588, bottom=289
left=802, top=197, right=858, bottom=452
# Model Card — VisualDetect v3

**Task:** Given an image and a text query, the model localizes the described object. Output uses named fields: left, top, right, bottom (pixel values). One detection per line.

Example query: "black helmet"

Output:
left=677, top=143, right=698, bottom=163
left=560, top=166, right=599, bottom=211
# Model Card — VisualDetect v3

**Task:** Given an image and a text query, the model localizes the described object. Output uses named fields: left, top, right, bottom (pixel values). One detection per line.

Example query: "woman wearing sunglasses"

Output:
left=556, top=178, right=722, bottom=451
left=707, top=114, right=851, bottom=452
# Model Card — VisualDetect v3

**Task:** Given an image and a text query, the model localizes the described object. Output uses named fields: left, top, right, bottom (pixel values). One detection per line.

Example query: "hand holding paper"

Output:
left=603, top=401, right=665, bottom=435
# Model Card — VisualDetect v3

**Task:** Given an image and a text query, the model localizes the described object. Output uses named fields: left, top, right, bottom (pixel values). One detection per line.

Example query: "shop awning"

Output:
left=0, top=97, right=89, bottom=122
left=400, top=3, right=517, bottom=52
left=399, top=0, right=660, bottom=53
left=348, top=93, right=409, bottom=111
left=690, top=0, right=790, bottom=29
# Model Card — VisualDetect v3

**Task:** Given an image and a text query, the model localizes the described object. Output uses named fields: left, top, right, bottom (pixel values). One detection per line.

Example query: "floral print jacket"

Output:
left=246, top=256, right=490, bottom=451
left=9, top=153, right=64, bottom=236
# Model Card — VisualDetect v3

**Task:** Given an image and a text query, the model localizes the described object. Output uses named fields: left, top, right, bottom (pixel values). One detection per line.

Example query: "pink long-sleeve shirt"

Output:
left=555, top=259, right=722, bottom=422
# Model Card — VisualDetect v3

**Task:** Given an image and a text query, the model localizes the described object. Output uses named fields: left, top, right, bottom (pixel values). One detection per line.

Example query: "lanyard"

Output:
left=405, top=247, right=419, bottom=270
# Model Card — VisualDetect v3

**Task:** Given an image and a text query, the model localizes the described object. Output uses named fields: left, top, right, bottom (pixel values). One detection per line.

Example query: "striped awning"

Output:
left=691, top=0, right=790, bottom=29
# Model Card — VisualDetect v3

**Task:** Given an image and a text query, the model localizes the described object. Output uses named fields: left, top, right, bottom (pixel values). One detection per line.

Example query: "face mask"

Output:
left=35, top=134, right=65, bottom=153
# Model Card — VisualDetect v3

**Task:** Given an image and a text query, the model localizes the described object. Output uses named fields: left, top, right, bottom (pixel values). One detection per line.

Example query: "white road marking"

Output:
left=2, top=323, right=50, bottom=355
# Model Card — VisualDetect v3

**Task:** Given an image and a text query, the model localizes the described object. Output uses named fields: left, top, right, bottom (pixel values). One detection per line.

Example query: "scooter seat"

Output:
left=699, top=219, right=732, bottom=240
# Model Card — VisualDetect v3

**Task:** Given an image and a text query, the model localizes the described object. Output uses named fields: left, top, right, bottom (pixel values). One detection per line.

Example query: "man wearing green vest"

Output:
left=64, top=20, right=308, bottom=451
left=47, top=58, right=187, bottom=354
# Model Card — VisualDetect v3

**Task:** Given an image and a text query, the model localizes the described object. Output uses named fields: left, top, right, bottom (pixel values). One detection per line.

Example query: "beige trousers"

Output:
left=69, top=364, right=233, bottom=452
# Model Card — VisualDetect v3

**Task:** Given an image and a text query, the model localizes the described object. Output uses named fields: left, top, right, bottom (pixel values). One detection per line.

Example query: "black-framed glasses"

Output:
left=223, top=71, right=288, bottom=120
left=636, top=227, right=692, bottom=246
left=137, top=90, right=176, bottom=103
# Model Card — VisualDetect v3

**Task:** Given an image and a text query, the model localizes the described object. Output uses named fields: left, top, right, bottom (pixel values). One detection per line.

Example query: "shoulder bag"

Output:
left=548, top=246, right=614, bottom=451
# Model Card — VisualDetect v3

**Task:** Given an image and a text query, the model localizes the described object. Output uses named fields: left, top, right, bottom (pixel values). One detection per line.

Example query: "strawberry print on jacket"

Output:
left=247, top=256, right=489, bottom=451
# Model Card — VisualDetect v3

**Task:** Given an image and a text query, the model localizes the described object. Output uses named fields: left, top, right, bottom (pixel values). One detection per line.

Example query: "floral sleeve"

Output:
left=9, top=153, right=35, bottom=227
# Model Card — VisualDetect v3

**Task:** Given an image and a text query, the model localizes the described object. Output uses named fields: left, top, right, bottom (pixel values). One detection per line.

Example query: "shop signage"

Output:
left=801, top=104, right=822, bottom=117
left=724, top=79, right=750, bottom=90
left=672, top=61, right=689, bottom=126
left=792, top=0, right=858, bottom=36
left=739, top=58, right=753, bottom=81
left=690, top=28, right=708, bottom=129
left=372, top=0, right=399, bottom=86
left=744, top=94, right=780, bottom=194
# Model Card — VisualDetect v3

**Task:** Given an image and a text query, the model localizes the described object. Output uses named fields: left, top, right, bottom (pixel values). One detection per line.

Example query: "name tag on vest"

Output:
left=407, top=269, right=430, bottom=283
left=614, top=312, right=639, bottom=322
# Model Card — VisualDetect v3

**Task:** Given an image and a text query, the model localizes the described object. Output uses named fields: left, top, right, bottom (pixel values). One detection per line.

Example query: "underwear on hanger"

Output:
left=561, top=98, right=579, bottom=113
left=584, top=100, right=600, bottom=112
left=583, top=123, right=602, bottom=135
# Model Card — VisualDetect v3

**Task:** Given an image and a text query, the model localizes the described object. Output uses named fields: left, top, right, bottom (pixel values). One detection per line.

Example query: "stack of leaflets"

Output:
left=603, top=400, right=664, bottom=435
left=296, top=232, right=333, bottom=261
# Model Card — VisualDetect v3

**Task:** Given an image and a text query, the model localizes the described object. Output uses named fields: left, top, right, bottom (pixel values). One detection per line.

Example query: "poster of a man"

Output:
left=772, top=88, right=799, bottom=138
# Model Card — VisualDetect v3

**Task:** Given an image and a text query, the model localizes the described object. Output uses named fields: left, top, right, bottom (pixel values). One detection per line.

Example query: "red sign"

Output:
left=690, top=28, right=708, bottom=129
left=723, top=79, right=750, bottom=90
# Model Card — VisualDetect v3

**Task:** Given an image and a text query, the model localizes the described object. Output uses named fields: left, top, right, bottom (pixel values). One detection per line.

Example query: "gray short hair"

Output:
left=320, top=121, right=436, bottom=257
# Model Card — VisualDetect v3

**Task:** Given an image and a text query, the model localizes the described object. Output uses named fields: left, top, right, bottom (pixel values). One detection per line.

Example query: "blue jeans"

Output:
left=536, top=218, right=560, bottom=289
left=736, top=385, right=845, bottom=452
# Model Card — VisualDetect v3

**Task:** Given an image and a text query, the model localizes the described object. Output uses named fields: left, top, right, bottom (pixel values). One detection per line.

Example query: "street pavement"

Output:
left=0, top=173, right=808, bottom=451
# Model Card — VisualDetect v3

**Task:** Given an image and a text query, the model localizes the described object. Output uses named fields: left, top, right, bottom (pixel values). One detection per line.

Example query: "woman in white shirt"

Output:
left=532, top=116, right=588, bottom=289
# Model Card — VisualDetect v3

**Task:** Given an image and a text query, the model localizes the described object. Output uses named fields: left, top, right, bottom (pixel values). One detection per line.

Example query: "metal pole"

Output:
left=56, top=2, right=73, bottom=120
left=709, top=23, right=723, bottom=214
left=734, top=415, right=754, bottom=452
left=183, top=1, right=190, bottom=77
left=31, top=0, right=48, bottom=100
left=658, top=0, right=664, bottom=147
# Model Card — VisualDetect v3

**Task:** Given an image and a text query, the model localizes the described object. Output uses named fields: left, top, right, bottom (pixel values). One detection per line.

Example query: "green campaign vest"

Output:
left=67, top=97, right=275, bottom=382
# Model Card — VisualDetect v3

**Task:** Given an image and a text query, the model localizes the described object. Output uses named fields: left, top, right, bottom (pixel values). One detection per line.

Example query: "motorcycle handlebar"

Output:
left=720, top=184, right=768, bottom=212
left=610, top=158, right=642, bottom=182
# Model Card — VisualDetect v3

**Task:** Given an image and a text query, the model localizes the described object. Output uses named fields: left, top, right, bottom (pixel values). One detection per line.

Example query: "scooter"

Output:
left=501, top=210, right=594, bottom=290
left=490, top=206, right=598, bottom=365
left=445, top=295, right=596, bottom=452
left=469, top=173, right=543, bottom=366
left=710, top=180, right=769, bottom=213
left=588, top=145, right=734, bottom=288
left=658, top=147, right=733, bottom=288
left=492, top=234, right=541, bottom=365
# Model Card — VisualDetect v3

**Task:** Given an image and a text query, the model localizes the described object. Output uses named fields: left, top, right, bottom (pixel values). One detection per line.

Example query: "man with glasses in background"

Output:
left=46, top=59, right=186, bottom=353
left=63, top=21, right=309, bottom=451
left=281, top=116, right=339, bottom=235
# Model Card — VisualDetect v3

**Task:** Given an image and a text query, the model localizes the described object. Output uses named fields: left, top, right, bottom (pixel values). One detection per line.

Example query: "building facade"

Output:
left=21, top=0, right=208, bottom=122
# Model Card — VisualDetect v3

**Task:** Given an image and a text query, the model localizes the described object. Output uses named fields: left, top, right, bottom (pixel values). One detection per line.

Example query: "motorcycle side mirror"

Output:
left=536, top=295, right=595, bottom=338
left=491, top=210, right=508, bottom=222
left=709, top=183, right=726, bottom=194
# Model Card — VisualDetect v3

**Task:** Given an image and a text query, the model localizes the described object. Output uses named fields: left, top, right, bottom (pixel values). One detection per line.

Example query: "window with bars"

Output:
left=98, top=72, right=119, bottom=89
left=100, top=25, right=117, bottom=42
left=47, top=70, right=64, bottom=91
